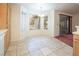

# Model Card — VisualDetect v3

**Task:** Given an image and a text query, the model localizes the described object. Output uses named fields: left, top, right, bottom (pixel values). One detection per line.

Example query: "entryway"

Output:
left=55, top=14, right=73, bottom=47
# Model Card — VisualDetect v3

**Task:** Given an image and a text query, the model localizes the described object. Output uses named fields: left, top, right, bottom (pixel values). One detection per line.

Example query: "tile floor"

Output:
left=5, top=36, right=73, bottom=56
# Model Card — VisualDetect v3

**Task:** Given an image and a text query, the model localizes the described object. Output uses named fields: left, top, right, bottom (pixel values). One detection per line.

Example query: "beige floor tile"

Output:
left=47, top=43, right=64, bottom=50
left=29, top=50, right=44, bottom=56
left=8, top=46, right=16, bottom=51
left=17, top=44, right=26, bottom=48
left=17, top=51, right=28, bottom=56
left=66, top=52, right=73, bottom=56
left=6, top=36, right=73, bottom=56
left=27, top=46, right=40, bottom=53
left=53, top=48, right=69, bottom=56
left=62, top=46, right=73, bottom=56
left=10, top=41, right=17, bottom=46
left=27, top=42, right=42, bottom=52
left=5, top=49, right=16, bottom=56
left=16, top=48, right=29, bottom=56
left=47, top=52, right=57, bottom=56
left=40, top=47, right=52, bottom=56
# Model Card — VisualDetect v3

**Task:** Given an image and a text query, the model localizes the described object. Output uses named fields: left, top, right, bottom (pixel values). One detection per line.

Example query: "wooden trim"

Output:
left=70, top=17, right=72, bottom=34
left=59, top=14, right=72, bottom=17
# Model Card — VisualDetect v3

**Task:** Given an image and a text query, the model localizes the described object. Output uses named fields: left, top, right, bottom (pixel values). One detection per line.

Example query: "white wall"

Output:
left=10, top=4, right=79, bottom=42
left=21, top=8, right=73, bottom=39
left=10, top=4, right=21, bottom=42
left=20, top=6, right=55, bottom=39
left=72, top=13, right=79, bottom=32
left=10, top=4, right=74, bottom=41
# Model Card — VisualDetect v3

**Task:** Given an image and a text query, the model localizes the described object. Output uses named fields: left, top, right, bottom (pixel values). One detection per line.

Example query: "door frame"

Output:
left=59, top=14, right=72, bottom=35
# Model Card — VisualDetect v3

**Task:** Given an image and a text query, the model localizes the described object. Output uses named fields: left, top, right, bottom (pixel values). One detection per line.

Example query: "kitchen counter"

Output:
left=73, top=31, right=79, bottom=56
left=73, top=26, right=79, bottom=35
left=0, top=29, right=8, bottom=35
left=73, top=31, right=79, bottom=35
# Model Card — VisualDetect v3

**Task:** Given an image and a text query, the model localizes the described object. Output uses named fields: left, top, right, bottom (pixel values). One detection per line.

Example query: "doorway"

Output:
left=59, top=14, right=72, bottom=35
left=55, top=14, right=73, bottom=47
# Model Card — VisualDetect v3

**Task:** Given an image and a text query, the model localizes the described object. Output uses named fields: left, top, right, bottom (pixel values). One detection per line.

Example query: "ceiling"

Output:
left=21, top=3, right=79, bottom=14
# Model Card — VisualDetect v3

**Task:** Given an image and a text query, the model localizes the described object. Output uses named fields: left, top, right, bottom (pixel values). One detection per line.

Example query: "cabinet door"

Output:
left=4, top=31, right=8, bottom=54
left=4, top=4, right=10, bottom=55
left=0, top=4, right=8, bottom=28
left=73, top=40, right=79, bottom=56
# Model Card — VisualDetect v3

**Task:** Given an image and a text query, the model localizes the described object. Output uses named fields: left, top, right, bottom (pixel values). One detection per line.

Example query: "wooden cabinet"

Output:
left=73, top=35, right=79, bottom=56
left=0, top=4, right=10, bottom=55
left=0, top=4, right=8, bottom=28
left=4, top=31, right=10, bottom=55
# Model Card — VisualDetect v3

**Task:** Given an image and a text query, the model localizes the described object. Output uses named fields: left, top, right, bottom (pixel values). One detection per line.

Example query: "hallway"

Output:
left=5, top=36, right=73, bottom=56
